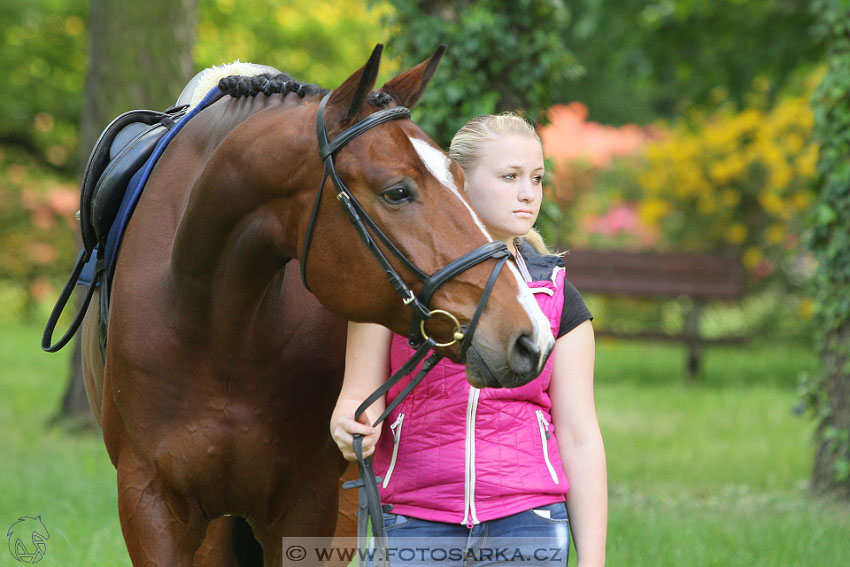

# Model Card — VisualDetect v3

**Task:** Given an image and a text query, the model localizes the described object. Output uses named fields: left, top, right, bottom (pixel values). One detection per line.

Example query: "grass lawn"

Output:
left=1, top=320, right=848, bottom=566
left=0, top=319, right=125, bottom=566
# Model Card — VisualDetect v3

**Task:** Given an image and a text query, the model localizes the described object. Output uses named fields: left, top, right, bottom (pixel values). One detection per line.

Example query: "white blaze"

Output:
left=408, top=136, right=554, bottom=364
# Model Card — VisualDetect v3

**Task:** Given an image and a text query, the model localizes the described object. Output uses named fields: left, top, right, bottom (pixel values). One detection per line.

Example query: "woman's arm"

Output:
left=330, top=321, right=393, bottom=461
left=548, top=319, right=607, bottom=567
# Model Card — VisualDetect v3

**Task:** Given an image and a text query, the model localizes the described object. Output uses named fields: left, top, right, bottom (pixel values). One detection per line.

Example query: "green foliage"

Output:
left=373, top=0, right=581, bottom=147
left=804, top=0, right=850, bottom=496
left=564, top=0, right=824, bottom=125
left=0, top=0, right=87, bottom=174
left=0, top=149, right=78, bottom=319
left=197, top=0, right=390, bottom=88
left=0, top=0, right=390, bottom=314
left=0, top=0, right=388, bottom=175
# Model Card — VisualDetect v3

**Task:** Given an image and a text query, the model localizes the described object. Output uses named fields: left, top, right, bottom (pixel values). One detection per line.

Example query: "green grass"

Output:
left=593, top=339, right=849, bottom=567
left=0, top=319, right=125, bottom=566
left=595, top=336, right=818, bottom=389
left=1, top=320, right=848, bottom=566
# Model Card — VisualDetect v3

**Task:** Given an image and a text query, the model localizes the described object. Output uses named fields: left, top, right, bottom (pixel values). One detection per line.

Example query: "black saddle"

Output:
left=80, top=106, right=187, bottom=254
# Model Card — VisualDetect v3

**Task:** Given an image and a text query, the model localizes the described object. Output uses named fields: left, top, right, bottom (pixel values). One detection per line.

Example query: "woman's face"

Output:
left=464, top=134, right=545, bottom=246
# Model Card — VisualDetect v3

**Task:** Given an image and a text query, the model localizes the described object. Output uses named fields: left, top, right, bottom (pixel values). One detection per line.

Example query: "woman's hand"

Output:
left=331, top=409, right=381, bottom=461
left=330, top=322, right=393, bottom=461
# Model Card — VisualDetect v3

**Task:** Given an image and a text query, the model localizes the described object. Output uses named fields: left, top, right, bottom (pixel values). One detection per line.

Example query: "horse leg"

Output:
left=193, top=517, right=243, bottom=567
left=116, top=447, right=208, bottom=567
left=253, top=467, right=342, bottom=567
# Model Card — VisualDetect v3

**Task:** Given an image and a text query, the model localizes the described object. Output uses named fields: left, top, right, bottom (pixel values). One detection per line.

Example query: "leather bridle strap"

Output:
left=300, top=94, right=425, bottom=308
left=460, top=253, right=510, bottom=358
left=343, top=253, right=508, bottom=561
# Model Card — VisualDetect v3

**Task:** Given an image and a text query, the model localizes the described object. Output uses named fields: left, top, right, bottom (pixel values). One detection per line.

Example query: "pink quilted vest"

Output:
left=373, top=265, right=569, bottom=525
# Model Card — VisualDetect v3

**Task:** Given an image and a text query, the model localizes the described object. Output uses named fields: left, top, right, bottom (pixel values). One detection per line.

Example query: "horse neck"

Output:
left=168, top=100, right=318, bottom=336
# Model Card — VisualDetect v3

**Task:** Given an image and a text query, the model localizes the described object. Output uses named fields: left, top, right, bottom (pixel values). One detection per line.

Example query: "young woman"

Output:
left=331, top=114, right=607, bottom=566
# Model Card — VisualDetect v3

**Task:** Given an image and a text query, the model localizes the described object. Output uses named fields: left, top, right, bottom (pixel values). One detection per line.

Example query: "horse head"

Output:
left=300, top=45, right=554, bottom=388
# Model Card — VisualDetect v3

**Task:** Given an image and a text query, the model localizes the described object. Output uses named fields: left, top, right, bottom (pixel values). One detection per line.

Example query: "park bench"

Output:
left=562, top=249, right=745, bottom=378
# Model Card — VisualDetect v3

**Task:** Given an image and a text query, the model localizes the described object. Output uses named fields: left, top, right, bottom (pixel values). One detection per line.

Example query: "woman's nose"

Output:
left=518, top=180, right=535, bottom=202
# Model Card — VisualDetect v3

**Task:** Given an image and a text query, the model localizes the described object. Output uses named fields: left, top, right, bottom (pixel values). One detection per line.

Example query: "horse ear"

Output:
left=379, top=44, right=447, bottom=109
left=327, top=44, right=384, bottom=124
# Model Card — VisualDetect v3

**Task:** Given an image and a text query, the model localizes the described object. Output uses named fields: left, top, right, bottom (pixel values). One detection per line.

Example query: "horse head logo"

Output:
left=6, top=516, right=50, bottom=564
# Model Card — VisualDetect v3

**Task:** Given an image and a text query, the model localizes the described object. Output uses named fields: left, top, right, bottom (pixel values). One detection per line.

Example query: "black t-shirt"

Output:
left=517, top=240, right=592, bottom=339
left=559, top=277, right=592, bottom=338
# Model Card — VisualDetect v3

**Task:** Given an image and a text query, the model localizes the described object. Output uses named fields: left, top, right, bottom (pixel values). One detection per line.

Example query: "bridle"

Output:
left=300, top=92, right=514, bottom=562
left=301, top=92, right=513, bottom=355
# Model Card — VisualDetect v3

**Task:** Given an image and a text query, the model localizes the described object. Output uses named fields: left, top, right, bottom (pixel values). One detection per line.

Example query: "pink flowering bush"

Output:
left=538, top=102, right=657, bottom=251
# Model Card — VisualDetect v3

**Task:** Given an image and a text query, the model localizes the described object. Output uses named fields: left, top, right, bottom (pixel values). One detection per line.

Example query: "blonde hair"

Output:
left=449, top=113, right=551, bottom=255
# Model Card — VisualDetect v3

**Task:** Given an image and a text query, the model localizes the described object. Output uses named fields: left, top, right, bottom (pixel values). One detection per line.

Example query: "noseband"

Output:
left=300, top=92, right=514, bottom=562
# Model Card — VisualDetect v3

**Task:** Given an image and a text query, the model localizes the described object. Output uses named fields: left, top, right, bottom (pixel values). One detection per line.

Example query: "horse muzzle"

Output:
left=464, top=329, right=555, bottom=389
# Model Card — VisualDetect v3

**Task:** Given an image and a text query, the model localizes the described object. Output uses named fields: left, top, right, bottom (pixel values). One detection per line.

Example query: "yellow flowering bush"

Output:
left=637, top=90, right=817, bottom=280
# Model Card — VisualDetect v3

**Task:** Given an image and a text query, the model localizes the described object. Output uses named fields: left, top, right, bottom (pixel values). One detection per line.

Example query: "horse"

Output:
left=77, top=45, right=555, bottom=566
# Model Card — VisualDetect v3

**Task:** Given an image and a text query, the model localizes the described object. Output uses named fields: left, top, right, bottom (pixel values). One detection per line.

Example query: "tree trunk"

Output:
left=57, top=0, right=198, bottom=424
left=811, top=327, right=850, bottom=499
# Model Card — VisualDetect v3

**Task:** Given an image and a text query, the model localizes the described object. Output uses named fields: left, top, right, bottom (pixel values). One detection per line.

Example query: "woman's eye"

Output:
left=381, top=185, right=412, bottom=204
left=502, top=173, right=517, bottom=180
left=532, top=175, right=543, bottom=184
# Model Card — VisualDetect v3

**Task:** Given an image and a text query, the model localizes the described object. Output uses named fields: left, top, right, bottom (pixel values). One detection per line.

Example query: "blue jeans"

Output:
left=368, top=502, right=570, bottom=566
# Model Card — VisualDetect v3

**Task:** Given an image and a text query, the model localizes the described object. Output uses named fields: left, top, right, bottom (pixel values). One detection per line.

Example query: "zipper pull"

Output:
left=537, top=410, right=551, bottom=440
left=390, top=413, right=404, bottom=443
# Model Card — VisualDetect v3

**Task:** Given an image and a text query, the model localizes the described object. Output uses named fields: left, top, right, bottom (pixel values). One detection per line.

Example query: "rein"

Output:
left=301, top=92, right=513, bottom=563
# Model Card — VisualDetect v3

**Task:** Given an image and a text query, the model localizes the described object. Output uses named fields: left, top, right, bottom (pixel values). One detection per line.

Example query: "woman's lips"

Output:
left=513, top=209, right=534, bottom=218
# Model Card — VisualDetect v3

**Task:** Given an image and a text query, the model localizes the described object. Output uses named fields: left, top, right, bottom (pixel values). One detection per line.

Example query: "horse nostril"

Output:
left=509, top=333, right=540, bottom=376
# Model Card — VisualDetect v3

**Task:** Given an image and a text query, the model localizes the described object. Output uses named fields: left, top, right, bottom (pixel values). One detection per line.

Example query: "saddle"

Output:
left=41, top=62, right=281, bottom=354
left=40, top=105, right=187, bottom=355
left=79, top=106, right=187, bottom=255
left=41, top=88, right=224, bottom=353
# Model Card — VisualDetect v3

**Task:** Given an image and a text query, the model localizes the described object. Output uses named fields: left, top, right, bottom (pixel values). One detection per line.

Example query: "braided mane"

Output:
left=218, top=73, right=328, bottom=99
left=219, top=73, right=395, bottom=108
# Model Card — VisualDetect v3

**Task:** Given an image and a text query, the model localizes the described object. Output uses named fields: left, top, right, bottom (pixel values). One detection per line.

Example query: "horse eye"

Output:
left=381, top=185, right=413, bottom=204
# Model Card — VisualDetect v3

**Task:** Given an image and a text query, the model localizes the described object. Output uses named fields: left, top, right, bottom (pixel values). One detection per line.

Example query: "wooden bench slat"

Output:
left=562, top=249, right=744, bottom=299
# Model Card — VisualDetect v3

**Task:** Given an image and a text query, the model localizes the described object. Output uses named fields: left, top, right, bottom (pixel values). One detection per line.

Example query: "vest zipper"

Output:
left=536, top=409, right=560, bottom=485
left=462, top=387, right=481, bottom=527
left=382, top=413, right=404, bottom=489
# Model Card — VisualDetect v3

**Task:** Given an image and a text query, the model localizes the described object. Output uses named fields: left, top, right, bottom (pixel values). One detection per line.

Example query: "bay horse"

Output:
left=78, top=45, right=554, bottom=566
